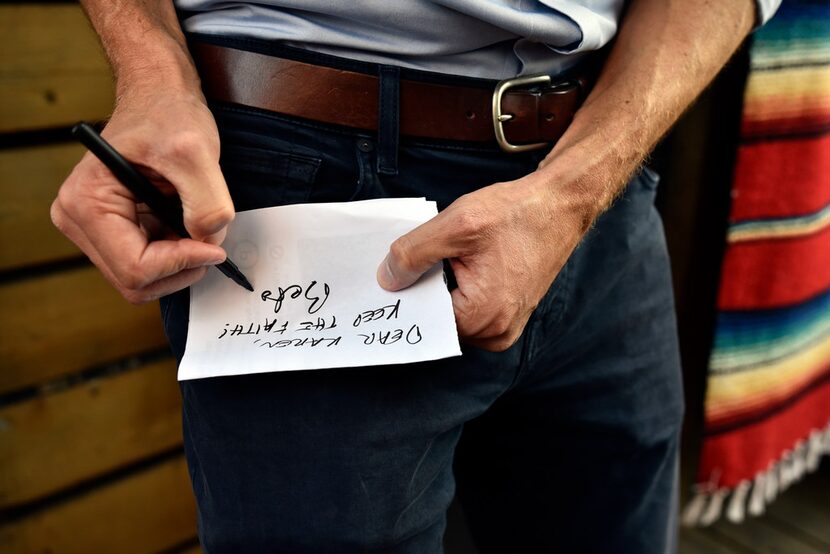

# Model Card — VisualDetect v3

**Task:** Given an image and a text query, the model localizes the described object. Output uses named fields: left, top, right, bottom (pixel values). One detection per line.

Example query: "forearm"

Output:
left=538, top=0, right=756, bottom=223
left=79, top=0, right=201, bottom=98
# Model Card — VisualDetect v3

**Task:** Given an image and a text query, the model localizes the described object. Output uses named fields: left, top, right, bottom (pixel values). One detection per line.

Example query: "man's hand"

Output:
left=51, top=88, right=234, bottom=304
left=378, top=173, right=592, bottom=352
left=51, top=0, right=234, bottom=304
left=377, top=0, right=757, bottom=351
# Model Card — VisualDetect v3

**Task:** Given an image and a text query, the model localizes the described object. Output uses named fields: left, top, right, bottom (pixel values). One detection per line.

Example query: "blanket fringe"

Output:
left=682, top=421, right=830, bottom=527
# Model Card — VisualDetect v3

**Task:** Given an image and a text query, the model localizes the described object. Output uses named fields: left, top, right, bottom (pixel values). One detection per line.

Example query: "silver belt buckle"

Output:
left=492, top=74, right=552, bottom=153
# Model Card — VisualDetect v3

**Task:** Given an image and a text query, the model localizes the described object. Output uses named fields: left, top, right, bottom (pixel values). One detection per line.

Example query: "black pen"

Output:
left=71, top=122, right=254, bottom=292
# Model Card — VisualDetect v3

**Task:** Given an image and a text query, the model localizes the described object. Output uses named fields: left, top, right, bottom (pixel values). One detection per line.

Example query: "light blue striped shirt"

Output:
left=176, top=1, right=782, bottom=79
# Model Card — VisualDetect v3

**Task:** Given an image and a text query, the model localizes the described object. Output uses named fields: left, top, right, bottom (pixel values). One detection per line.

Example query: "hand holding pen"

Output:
left=71, top=122, right=252, bottom=291
left=51, top=105, right=249, bottom=302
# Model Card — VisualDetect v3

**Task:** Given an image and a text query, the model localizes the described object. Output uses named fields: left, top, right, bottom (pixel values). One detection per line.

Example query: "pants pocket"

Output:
left=220, top=143, right=322, bottom=211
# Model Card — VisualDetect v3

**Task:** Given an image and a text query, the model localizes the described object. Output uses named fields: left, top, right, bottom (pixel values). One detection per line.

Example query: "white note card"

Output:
left=178, top=198, right=462, bottom=380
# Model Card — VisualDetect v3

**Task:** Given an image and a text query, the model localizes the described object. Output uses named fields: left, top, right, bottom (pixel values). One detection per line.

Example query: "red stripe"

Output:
left=729, top=135, right=830, bottom=221
left=697, top=379, right=830, bottom=489
left=717, top=223, right=830, bottom=309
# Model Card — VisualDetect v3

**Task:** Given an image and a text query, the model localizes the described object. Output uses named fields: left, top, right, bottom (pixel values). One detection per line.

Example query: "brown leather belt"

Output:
left=189, top=41, right=590, bottom=152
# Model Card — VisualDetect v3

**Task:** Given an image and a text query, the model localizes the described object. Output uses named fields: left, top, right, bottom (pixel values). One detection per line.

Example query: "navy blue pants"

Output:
left=161, top=38, right=684, bottom=554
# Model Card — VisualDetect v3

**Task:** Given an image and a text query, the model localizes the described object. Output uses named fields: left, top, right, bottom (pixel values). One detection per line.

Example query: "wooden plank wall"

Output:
left=0, top=4, right=199, bottom=552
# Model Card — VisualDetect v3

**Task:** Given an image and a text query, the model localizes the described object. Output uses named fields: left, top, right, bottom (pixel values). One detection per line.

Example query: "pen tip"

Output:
left=241, top=277, right=254, bottom=292
left=215, top=259, right=254, bottom=291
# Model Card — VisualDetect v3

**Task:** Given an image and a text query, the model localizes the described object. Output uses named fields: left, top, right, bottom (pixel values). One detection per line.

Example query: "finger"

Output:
left=448, top=258, right=511, bottom=340
left=377, top=212, right=472, bottom=291
left=51, top=197, right=123, bottom=286
left=450, top=284, right=489, bottom=338
left=452, top=287, right=516, bottom=343
left=53, top=202, right=214, bottom=304
left=462, top=333, right=522, bottom=353
left=122, top=233, right=227, bottom=289
left=452, top=288, right=522, bottom=352
left=450, top=269, right=526, bottom=353
left=127, top=266, right=209, bottom=303
left=61, top=192, right=225, bottom=288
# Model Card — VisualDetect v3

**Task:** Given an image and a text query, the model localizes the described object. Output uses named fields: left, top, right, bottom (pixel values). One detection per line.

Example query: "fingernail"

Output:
left=377, top=255, right=396, bottom=290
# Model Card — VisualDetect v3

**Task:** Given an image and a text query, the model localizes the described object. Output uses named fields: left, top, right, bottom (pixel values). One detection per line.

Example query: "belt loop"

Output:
left=376, top=65, right=400, bottom=176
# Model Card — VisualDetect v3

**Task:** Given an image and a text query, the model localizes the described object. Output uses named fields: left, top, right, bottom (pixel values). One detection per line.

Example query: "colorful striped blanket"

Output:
left=683, top=0, right=830, bottom=526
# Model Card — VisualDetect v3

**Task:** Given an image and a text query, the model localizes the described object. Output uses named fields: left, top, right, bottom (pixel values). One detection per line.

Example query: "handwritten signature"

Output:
left=260, top=280, right=330, bottom=315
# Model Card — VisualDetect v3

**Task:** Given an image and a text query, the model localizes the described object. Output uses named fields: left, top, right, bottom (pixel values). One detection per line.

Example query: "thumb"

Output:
left=174, top=157, right=236, bottom=244
left=377, top=214, right=463, bottom=291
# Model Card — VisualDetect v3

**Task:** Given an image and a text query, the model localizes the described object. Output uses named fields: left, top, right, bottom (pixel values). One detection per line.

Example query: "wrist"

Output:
left=79, top=0, right=202, bottom=101
left=113, top=34, right=203, bottom=101
left=536, top=100, right=651, bottom=218
left=533, top=146, right=631, bottom=234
